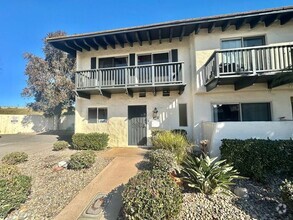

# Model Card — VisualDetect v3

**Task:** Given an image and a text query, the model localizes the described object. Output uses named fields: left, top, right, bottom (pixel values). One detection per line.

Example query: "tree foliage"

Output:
left=22, top=31, right=75, bottom=117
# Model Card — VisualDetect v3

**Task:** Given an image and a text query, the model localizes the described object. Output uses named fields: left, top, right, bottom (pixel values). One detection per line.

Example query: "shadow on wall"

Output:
left=21, top=115, right=75, bottom=133
left=60, top=114, right=75, bottom=131
left=21, top=115, right=54, bottom=133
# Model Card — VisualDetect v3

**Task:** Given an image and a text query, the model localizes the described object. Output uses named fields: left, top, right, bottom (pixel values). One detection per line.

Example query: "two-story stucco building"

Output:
left=47, top=6, right=293, bottom=156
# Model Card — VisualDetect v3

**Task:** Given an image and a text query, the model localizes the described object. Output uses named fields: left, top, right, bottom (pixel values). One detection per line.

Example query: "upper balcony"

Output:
left=76, top=62, right=185, bottom=98
left=201, top=43, right=293, bottom=91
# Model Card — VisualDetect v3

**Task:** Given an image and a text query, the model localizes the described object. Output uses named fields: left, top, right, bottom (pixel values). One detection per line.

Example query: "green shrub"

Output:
left=150, top=129, right=165, bottom=145
left=152, top=131, right=189, bottom=163
left=0, top=165, right=31, bottom=218
left=220, top=139, right=293, bottom=181
left=149, top=149, right=177, bottom=172
left=1, top=152, right=28, bottom=165
left=72, top=133, right=109, bottom=150
left=53, top=140, right=69, bottom=151
left=280, top=179, right=293, bottom=211
left=181, top=154, right=242, bottom=195
left=122, top=170, right=183, bottom=220
left=68, top=151, right=96, bottom=170
left=0, top=164, right=20, bottom=179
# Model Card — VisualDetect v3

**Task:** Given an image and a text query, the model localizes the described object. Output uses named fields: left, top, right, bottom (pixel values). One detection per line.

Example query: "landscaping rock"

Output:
left=6, top=149, right=112, bottom=220
left=179, top=177, right=293, bottom=220
left=234, top=187, right=248, bottom=198
left=58, top=160, right=68, bottom=168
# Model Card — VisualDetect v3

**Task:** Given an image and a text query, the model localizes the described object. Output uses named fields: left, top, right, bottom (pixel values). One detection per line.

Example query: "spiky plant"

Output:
left=181, top=154, right=243, bottom=195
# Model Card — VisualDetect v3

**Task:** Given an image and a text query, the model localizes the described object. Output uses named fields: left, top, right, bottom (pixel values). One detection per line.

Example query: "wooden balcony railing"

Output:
left=76, top=62, right=184, bottom=90
left=203, top=44, right=293, bottom=83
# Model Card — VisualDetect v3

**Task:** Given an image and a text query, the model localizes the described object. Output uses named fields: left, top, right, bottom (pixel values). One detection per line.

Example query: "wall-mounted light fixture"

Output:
left=153, top=107, right=158, bottom=119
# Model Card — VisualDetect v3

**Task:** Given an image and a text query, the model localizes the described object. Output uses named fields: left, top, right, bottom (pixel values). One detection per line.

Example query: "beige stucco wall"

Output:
left=193, top=21, right=293, bottom=92
left=0, top=114, right=75, bottom=134
left=192, top=21, right=293, bottom=144
left=0, top=115, right=54, bottom=134
left=75, top=20, right=293, bottom=148
left=76, top=91, right=192, bottom=147
left=75, top=38, right=194, bottom=147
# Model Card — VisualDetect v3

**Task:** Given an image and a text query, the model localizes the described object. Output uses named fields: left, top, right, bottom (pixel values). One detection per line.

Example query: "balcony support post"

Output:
left=125, top=88, right=133, bottom=97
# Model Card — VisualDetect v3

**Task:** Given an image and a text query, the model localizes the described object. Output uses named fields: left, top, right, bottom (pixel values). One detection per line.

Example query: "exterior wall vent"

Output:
left=139, top=92, right=146, bottom=97
left=163, top=90, right=170, bottom=96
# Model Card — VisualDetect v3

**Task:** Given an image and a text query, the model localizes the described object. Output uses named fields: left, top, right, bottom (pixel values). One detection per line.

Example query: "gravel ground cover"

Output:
left=179, top=177, right=292, bottom=220
left=120, top=159, right=292, bottom=220
left=4, top=149, right=112, bottom=220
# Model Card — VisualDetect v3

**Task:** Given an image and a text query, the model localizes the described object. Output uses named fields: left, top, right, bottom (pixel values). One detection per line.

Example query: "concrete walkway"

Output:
left=54, top=147, right=148, bottom=220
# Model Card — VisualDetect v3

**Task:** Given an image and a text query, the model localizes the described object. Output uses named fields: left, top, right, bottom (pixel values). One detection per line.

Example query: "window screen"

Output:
left=213, top=104, right=240, bottom=122
left=241, top=103, right=271, bottom=121
left=99, top=57, right=127, bottom=68
left=88, top=108, right=97, bottom=123
left=243, top=36, right=265, bottom=47
left=213, top=103, right=271, bottom=122
left=179, top=104, right=188, bottom=126
left=137, top=55, right=151, bottom=65
left=153, top=53, right=169, bottom=64
left=98, top=108, right=108, bottom=122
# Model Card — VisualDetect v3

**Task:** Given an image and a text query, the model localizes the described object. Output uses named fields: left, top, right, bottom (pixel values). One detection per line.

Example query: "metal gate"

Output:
left=128, top=105, right=147, bottom=145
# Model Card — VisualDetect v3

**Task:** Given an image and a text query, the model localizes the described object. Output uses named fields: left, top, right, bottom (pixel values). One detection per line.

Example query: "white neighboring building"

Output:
left=48, top=7, right=293, bottom=156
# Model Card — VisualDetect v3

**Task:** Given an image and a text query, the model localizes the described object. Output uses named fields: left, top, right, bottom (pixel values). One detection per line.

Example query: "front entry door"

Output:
left=128, top=105, right=147, bottom=145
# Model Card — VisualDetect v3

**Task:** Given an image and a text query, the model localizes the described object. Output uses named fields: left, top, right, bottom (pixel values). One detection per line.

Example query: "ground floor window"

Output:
left=88, top=108, right=108, bottom=123
left=213, top=102, right=271, bottom=122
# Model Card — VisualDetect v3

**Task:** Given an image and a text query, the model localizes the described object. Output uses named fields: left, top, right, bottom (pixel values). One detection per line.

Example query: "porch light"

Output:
left=153, top=108, right=159, bottom=119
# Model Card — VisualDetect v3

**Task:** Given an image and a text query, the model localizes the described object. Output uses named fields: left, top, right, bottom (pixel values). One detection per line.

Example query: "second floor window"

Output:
left=221, top=36, right=265, bottom=49
left=137, top=52, right=169, bottom=65
left=99, top=57, right=128, bottom=68
left=220, top=36, right=265, bottom=72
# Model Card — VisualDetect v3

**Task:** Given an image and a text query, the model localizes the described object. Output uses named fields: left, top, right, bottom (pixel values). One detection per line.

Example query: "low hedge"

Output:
left=53, top=140, right=69, bottom=151
left=68, top=150, right=96, bottom=170
left=122, top=170, right=183, bottom=219
left=72, top=133, right=109, bottom=150
left=0, top=164, right=31, bottom=218
left=149, top=149, right=177, bottom=172
left=1, top=152, right=28, bottom=165
left=220, top=139, right=293, bottom=181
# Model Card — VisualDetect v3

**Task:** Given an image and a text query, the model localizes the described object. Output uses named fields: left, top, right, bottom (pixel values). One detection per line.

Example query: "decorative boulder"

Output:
left=234, top=187, right=248, bottom=198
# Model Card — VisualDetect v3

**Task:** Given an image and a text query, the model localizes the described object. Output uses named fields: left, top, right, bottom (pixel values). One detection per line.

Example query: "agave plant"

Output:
left=181, top=154, right=243, bottom=195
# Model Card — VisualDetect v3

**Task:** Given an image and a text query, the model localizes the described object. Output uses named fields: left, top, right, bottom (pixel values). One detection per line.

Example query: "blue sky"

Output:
left=0, top=0, right=292, bottom=107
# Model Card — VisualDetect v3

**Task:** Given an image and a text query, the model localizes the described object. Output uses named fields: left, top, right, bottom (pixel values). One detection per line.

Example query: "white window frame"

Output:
left=87, top=107, right=108, bottom=123
left=136, top=50, right=171, bottom=66
left=97, top=55, right=129, bottom=69
left=220, top=35, right=267, bottom=49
